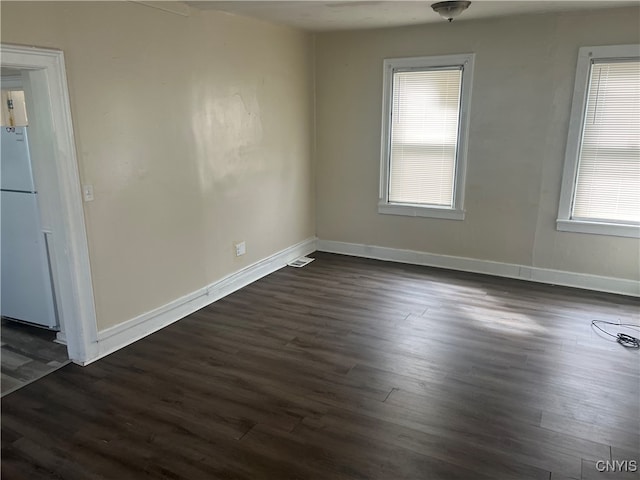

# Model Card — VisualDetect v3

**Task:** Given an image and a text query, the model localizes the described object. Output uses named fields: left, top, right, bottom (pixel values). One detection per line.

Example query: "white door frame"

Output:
left=1, top=44, right=98, bottom=364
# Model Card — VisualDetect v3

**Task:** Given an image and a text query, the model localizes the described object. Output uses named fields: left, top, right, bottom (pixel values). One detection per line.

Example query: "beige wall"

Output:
left=1, top=2, right=315, bottom=330
left=315, top=7, right=640, bottom=281
left=1, top=3, right=637, bottom=337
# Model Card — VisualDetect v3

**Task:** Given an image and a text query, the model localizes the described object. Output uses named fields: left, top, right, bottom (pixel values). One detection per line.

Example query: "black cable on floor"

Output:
left=591, top=320, right=640, bottom=348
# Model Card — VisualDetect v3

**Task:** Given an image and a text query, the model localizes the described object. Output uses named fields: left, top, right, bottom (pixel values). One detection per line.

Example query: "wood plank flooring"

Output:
left=2, top=252, right=639, bottom=479
left=1, top=319, right=69, bottom=396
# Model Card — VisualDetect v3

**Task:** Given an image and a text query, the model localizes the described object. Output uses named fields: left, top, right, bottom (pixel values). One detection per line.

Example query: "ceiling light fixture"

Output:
left=431, top=1, right=471, bottom=22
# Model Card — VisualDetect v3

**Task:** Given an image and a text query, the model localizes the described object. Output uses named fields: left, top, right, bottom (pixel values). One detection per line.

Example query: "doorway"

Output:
left=1, top=44, right=98, bottom=371
left=1, top=69, right=70, bottom=395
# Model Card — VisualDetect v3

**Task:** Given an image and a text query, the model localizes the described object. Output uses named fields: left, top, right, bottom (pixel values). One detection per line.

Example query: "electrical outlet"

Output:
left=235, top=241, right=246, bottom=257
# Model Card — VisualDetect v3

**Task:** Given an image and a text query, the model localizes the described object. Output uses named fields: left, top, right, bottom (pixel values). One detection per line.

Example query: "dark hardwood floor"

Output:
left=2, top=252, right=639, bottom=479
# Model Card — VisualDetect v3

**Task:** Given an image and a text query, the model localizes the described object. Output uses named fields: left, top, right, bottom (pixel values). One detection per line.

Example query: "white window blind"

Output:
left=572, top=60, right=640, bottom=223
left=388, top=67, right=462, bottom=207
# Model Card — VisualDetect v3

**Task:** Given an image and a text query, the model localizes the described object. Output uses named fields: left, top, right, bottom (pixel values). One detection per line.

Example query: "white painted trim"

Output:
left=378, top=202, right=465, bottom=220
left=557, top=219, right=640, bottom=239
left=379, top=53, right=474, bottom=217
left=317, top=239, right=639, bottom=297
left=54, top=331, right=67, bottom=346
left=557, top=44, right=640, bottom=232
left=86, top=237, right=317, bottom=365
left=1, top=44, right=99, bottom=364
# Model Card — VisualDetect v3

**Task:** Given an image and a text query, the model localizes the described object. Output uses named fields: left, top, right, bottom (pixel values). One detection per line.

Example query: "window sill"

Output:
left=556, top=219, right=640, bottom=238
left=378, top=202, right=465, bottom=220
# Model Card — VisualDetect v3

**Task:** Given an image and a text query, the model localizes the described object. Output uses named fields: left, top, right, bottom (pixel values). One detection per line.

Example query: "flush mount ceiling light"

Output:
left=431, top=1, right=471, bottom=22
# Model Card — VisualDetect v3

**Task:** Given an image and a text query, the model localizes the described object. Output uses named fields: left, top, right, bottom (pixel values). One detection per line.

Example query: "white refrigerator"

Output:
left=1, top=126, right=58, bottom=329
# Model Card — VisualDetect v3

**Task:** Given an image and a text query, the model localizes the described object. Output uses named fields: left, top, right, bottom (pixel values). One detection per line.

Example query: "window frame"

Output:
left=378, top=53, right=475, bottom=220
left=557, top=44, right=640, bottom=239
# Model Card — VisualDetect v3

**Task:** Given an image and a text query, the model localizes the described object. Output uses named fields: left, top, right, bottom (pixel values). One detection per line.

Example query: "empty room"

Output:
left=1, top=1, right=639, bottom=479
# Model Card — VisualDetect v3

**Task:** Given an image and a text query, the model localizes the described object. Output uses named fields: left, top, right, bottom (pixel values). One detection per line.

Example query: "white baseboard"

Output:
left=316, top=239, right=639, bottom=297
left=85, top=237, right=317, bottom=366
left=82, top=236, right=636, bottom=366
left=54, top=331, right=67, bottom=345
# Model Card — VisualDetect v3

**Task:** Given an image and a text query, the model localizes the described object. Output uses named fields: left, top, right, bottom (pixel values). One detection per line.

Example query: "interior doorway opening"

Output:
left=1, top=44, right=98, bottom=372
left=1, top=68, right=71, bottom=395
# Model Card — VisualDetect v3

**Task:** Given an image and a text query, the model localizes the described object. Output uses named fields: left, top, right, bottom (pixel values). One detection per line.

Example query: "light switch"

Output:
left=82, top=184, right=94, bottom=202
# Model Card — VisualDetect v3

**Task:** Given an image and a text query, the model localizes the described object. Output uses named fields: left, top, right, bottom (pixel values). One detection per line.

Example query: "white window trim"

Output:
left=379, top=53, right=475, bottom=220
left=557, top=44, right=640, bottom=239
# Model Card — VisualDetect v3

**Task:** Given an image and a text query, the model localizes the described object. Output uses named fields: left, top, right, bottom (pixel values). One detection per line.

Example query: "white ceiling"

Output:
left=186, top=1, right=638, bottom=31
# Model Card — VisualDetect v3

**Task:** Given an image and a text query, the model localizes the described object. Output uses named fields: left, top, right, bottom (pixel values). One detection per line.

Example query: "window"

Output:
left=379, top=54, right=475, bottom=220
left=558, top=45, right=640, bottom=238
